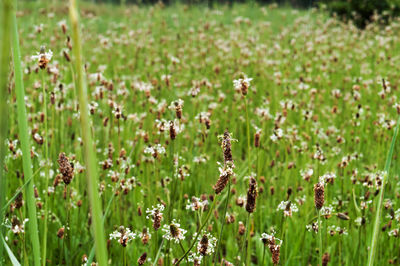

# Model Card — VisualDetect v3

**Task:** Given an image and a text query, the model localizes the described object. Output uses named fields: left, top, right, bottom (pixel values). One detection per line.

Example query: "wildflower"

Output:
left=169, top=99, right=184, bottom=119
left=162, top=219, right=187, bottom=243
left=213, top=161, right=234, bottom=194
left=139, top=227, right=151, bottom=245
left=146, top=204, right=165, bottom=230
left=320, top=205, right=333, bottom=218
left=245, top=177, right=257, bottom=213
left=254, top=130, right=261, bottom=147
left=300, top=168, right=313, bottom=182
left=314, top=182, right=325, bottom=210
left=195, top=232, right=217, bottom=256
left=31, top=46, right=53, bottom=69
left=277, top=201, right=298, bottom=217
left=261, top=232, right=282, bottom=265
left=233, top=74, right=252, bottom=96
left=355, top=217, right=365, bottom=226
left=238, top=221, right=246, bottom=235
left=394, top=209, right=400, bottom=222
left=221, top=130, right=234, bottom=165
left=322, top=253, right=330, bottom=266
left=186, top=196, right=208, bottom=211
left=144, top=144, right=166, bottom=159
left=10, top=217, right=28, bottom=234
left=58, top=153, right=74, bottom=185
left=57, top=20, right=67, bottom=34
left=109, top=226, right=136, bottom=247
left=57, top=227, right=65, bottom=239
left=388, top=229, right=399, bottom=237
left=14, top=192, right=24, bottom=209
left=319, top=172, right=336, bottom=184
left=306, top=222, right=318, bottom=233
left=137, top=252, right=147, bottom=265
left=188, top=252, right=203, bottom=265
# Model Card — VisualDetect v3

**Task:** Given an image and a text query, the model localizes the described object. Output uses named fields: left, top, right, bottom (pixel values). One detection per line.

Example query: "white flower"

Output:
left=31, top=49, right=53, bottom=62
left=186, top=197, right=208, bottom=212
left=233, top=75, right=252, bottom=94
left=277, top=201, right=298, bottom=217
left=320, top=205, right=333, bottom=217
left=300, top=168, right=313, bottom=181
left=11, top=218, right=29, bottom=234
left=388, top=229, right=399, bottom=237
left=145, top=204, right=165, bottom=219
left=195, top=232, right=217, bottom=256
left=188, top=252, right=203, bottom=263
left=306, top=222, right=319, bottom=233
left=162, top=219, right=187, bottom=243
left=355, top=217, right=363, bottom=226
left=109, top=226, right=136, bottom=246
left=144, top=144, right=166, bottom=158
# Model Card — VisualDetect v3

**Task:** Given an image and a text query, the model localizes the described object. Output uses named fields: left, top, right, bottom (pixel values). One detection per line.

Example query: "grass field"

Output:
left=1, top=0, right=400, bottom=265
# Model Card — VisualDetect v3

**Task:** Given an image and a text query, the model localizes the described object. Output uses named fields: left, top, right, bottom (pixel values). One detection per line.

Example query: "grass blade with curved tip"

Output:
left=1, top=235, right=21, bottom=266
left=0, top=0, right=12, bottom=262
left=69, top=0, right=108, bottom=265
left=367, top=114, right=400, bottom=266
left=11, top=1, right=41, bottom=265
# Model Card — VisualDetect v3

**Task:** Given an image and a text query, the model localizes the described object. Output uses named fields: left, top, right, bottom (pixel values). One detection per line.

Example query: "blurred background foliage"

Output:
left=75, top=0, right=400, bottom=28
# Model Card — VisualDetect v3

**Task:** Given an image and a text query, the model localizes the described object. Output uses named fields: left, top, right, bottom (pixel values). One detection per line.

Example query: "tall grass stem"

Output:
left=69, top=0, right=108, bottom=265
left=0, top=0, right=12, bottom=262
left=367, top=114, right=400, bottom=266
left=11, top=1, right=41, bottom=264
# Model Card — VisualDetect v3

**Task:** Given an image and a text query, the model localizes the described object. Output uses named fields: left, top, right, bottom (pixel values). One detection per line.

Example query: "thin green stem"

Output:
left=245, top=213, right=252, bottom=266
left=69, top=1, right=108, bottom=265
left=176, top=196, right=217, bottom=265
left=245, top=98, right=251, bottom=173
left=152, top=239, right=164, bottom=266
left=318, top=211, right=322, bottom=266
left=367, top=114, right=400, bottom=266
left=214, top=181, right=231, bottom=265
left=41, top=70, right=50, bottom=266
left=11, top=2, right=41, bottom=265
left=0, top=0, right=12, bottom=263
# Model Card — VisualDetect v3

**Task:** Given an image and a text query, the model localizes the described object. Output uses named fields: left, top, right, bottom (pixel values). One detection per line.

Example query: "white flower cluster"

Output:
left=319, top=172, right=336, bottom=184
left=327, top=225, right=348, bottom=236
left=162, top=219, right=187, bottom=243
left=31, top=49, right=53, bottom=61
left=320, top=205, right=333, bottom=217
left=233, top=76, right=252, bottom=91
left=109, top=226, right=136, bottom=246
left=195, top=232, right=217, bottom=256
left=186, top=197, right=209, bottom=212
left=145, top=204, right=165, bottom=219
left=144, top=144, right=166, bottom=157
left=277, top=201, right=298, bottom=217
left=300, top=168, right=313, bottom=181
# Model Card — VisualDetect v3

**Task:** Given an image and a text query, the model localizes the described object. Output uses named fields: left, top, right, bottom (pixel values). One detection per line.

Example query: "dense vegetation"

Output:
left=1, top=0, right=400, bottom=265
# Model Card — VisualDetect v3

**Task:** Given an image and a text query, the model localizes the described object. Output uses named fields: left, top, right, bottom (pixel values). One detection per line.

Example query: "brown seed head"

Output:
left=245, top=177, right=257, bottom=213
left=198, top=234, right=209, bottom=256
left=58, top=153, right=74, bottom=185
left=314, top=182, right=325, bottom=210
left=138, top=252, right=147, bottom=265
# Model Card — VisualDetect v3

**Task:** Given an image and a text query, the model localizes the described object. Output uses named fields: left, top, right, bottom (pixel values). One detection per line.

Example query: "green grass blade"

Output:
left=11, top=1, right=41, bottom=265
left=0, top=0, right=12, bottom=263
left=1, top=166, right=41, bottom=213
left=1, top=235, right=21, bottom=266
left=69, top=0, right=108, bottom=265
left=367, top=114, right=400, bottom=266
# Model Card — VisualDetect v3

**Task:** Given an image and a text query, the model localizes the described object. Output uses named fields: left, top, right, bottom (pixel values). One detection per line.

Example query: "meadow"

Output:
left=1, top=0, right=400, bottom=265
